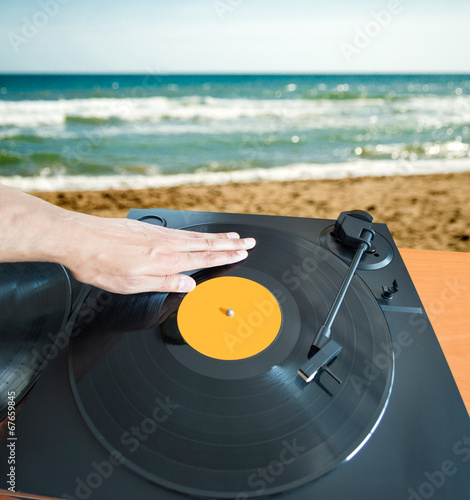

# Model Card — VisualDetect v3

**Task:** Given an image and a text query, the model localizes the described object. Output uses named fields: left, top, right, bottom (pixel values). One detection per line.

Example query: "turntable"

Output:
left=0, top=209, right=469, bottom=500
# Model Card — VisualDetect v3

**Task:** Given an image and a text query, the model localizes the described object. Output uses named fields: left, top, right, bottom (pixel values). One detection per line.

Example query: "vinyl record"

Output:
left=68, top=223, right=394, bottom=498
left=0, top=262, right=72, bottom=420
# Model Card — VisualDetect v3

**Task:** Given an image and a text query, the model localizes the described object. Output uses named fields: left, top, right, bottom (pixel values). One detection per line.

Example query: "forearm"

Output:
left=0, top=183, right=70, bottom=264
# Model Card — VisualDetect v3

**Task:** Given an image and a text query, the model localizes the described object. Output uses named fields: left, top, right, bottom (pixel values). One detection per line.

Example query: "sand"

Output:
left=33, top=172, right=470, bottom=252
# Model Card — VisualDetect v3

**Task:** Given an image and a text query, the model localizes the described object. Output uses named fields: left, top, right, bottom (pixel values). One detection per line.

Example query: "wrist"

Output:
left=0, top=184, right=76, bottom=265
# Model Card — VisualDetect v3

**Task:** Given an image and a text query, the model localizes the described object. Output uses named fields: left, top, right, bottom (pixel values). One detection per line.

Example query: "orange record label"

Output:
left=177, top=276, right=282, bottom=360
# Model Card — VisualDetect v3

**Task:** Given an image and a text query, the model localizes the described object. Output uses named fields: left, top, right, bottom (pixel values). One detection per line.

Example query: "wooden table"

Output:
left=1, top=248, right=469, bottom=500
left=399, top=248, right=470, bottom=414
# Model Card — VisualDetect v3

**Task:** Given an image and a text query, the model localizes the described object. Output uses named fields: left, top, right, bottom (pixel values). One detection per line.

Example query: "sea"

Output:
left=0, top=74, right=469, bottom=192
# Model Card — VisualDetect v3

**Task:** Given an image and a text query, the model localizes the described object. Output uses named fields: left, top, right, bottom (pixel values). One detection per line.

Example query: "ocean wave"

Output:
left=0, top=149, right=68, bottom=168
left=0, top=150, right=22, bottom=165
left=1, top=94, right=469, bottom=129
left=0, top=132, right=45, bottom=143
left=64, top=115, right=124, bottom=125
left=301, top=90, right=383, bottom=101
left=29, top=151, right=69, bottom=163
left=1, top=158, right=469, bottom=192
left=355, top=141, right=469, bottom=160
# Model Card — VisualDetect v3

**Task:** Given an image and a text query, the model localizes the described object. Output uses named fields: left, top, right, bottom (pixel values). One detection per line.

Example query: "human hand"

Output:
left=57, top=214, right=255, bottom=294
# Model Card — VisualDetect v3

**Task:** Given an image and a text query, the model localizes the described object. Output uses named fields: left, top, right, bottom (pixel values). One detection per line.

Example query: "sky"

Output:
left=0, top=0, right=469, bottom=74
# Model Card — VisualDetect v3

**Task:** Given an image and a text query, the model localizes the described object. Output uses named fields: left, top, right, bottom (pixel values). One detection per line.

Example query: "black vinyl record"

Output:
left=68, top=223, right=394, bottom=498
left=0, top=262, right=72, bottom=420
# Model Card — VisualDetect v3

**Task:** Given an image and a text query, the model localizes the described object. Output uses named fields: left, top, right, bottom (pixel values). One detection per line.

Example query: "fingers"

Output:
left=143, top=225, right=256, bottom=253
left=172, top=235, right=256, bottom=252
left=155, top=248, right=251, bottom=276
left=100, top=247, right=253, bottom=295
left=160, top=227, right=241, bottom=240
left=116, top=245, right=247, bottom=294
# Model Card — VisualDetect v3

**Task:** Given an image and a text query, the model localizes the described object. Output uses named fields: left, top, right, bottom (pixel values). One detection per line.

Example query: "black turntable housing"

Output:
left=0, top=209, right=469, bottom=500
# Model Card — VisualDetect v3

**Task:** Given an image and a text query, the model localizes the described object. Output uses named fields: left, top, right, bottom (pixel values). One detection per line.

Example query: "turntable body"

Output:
left=0, top=210, right=469, bottom=500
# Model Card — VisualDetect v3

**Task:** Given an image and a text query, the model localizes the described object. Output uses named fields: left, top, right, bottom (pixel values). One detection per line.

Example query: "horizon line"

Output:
left=1, top=71, right=470, bottom=77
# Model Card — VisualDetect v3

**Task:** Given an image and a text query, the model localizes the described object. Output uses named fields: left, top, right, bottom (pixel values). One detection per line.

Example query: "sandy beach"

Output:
left=33, top=172, right=470, bottom=252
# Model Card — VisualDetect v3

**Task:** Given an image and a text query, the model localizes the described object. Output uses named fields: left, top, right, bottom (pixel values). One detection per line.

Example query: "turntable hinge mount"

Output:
left=298, top=210, right=375, bottom=384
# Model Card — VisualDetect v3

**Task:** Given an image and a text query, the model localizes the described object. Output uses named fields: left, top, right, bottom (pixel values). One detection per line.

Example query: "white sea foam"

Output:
left=2, top=158, right=469, bottom=193
left=1, top=94, right=469, bottom=130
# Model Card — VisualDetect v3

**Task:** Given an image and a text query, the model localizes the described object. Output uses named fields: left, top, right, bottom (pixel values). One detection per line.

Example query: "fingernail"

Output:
left=237, top=250, right=248, bottom=258
left=242, top=238, right=256, bottom=248
left=178, top=276, right=196, bottom=293
left=227, top=232, right=240, bottom=239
